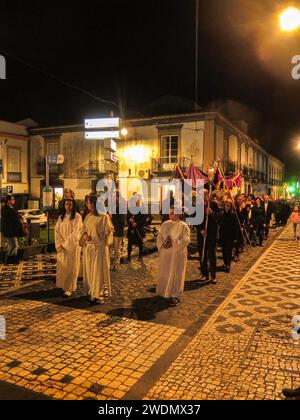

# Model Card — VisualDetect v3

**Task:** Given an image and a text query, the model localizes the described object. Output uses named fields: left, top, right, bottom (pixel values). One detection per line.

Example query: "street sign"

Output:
left=85, top=118, right=120, bottom=129
left=104, top=139, right=117, bottom=152
left=85, top=131, right=120, bottom=140
left=6, top=186, right=13, bottom=195
left=104, top=151, right=118, bottom=162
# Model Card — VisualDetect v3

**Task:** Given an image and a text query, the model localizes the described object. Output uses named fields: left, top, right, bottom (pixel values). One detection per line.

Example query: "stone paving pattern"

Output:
left=146, top=224, right=300, bottom=400
left=0, top=225, right=298, bottom=400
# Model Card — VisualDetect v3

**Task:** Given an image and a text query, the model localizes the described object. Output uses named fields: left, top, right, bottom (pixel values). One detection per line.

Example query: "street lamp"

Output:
left=279, top=7, right=300, bottom=32
left=121, top=128, right=128, bottom=137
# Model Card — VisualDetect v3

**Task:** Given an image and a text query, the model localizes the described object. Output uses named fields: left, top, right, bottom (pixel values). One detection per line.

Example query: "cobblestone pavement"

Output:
left=0, top=225, right=298, bottom=400
left=146, top=224, right=300, bottom=400
left=0, top=254, right=56, bottom=295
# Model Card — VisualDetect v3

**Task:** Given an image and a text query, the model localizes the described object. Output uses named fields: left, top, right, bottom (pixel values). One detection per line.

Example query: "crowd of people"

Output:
left=0, top=188, right=297, bottom=307
left=50, top=189, right=297, bottom=307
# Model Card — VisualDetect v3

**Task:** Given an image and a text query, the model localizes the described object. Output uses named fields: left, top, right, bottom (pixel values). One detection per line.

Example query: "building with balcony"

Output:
left=0, top=120, right=30, bottom=208
left=28, top=111, right=285, bottom=206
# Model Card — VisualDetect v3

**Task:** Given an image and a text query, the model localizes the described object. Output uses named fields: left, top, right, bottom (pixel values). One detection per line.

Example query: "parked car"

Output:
left=18, top=209, right=47, bottom=228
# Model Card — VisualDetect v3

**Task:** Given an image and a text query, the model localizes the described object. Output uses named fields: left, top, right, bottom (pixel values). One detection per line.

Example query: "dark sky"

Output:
left=1, top=0, right=300, bottom=176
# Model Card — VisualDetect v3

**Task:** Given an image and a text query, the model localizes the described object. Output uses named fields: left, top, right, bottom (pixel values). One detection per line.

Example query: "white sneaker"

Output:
left=63, top=291, right=72, bottom=297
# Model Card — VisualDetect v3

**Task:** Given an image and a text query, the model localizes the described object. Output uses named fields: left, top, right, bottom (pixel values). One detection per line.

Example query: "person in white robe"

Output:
left=55, top=198, right=83, bottom=297
left=156, top=208, right=190, bottom=306
left=80, top=194, right=114, bottom=305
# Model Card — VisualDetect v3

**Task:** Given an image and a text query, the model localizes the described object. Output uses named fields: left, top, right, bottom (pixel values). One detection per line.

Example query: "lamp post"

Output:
left=195, top=0, right=199, bottom=111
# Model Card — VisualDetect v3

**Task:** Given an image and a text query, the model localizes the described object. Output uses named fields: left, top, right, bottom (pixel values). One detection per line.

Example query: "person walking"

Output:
left=156, top=207, right=190, bottom=306
left=80, top=194, right=114, bottom=305
left=111, top=192, right=126, bottom=271
left=1, top=195, right=26, bottom=264
left=196, top=190, right=220, bottom=285
left=291, top=205, right=300, bottom=241
left=127, top=194, right=147, bottom=262
left=250, top=197, right=266, bottom=247
left=55, top=198, right=83, bottom=297
left=263, top=195, right=273, bottom=240
left=219, top=200, right=237, bottom=273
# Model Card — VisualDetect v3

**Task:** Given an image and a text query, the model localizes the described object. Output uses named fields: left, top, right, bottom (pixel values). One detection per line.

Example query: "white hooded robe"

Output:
left=156, top=220, right=190, bottom=299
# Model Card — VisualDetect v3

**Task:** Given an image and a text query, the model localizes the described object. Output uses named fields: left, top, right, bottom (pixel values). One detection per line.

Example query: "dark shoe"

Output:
left=5, top=256, right=14, bottom=265
left=170, top=298, right=179, bottom=307
left=282, top=387, right=300, bottom=398
left=211, top=278, right=217, bottom=285
left=198, top=276, right=209, bottom=283
left=225, top=266, right=230, bottom=273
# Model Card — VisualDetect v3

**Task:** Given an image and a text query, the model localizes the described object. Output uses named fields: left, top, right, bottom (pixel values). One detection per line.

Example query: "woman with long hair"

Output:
left=55, top=198, right=83, bottom=297
left=80, top=194, right=114, bottom=305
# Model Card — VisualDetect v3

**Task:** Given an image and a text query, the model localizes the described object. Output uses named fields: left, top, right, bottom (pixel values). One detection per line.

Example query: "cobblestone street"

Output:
left=0, top=225, right=299, bottom=400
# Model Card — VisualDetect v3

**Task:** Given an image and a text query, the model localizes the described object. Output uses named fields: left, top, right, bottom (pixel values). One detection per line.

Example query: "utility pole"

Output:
left=0, top=139, right=7, bottom=252
left=195, top=0, right=199, bottom=111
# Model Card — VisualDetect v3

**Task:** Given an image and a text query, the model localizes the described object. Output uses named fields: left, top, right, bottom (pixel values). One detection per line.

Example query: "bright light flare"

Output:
left=279, top=7, right=300, bottom=32
left=123, top=146, right=148, bottom=164
left=121, top=128, right=128, bottom=137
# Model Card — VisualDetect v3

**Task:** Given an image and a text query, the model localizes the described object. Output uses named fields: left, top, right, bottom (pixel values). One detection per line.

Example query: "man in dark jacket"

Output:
left=111, top=192, right=126, bottom=271
left=1, top=195, right=24, bottom=264
left=196, top=191, right=220, bottom=284
left=219, top=201, right=237, bottom=273
left=127, top=194, right=147, bottom=262
left=250, top=198, right=266, bottom=247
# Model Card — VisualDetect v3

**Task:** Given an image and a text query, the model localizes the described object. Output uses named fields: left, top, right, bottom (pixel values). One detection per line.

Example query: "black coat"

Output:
left=112, top=210, right=126, bottom=238
left=127, top=212, right=147, bottom=245
left=1, top=204, right=23, bottom=238
left=251, top=205, right=266, bottom=228
left=264, top=202, right=274, bottom=222
left=196, top=202, right=220, bottom=247
left=219, top=211, right=237, bottom=245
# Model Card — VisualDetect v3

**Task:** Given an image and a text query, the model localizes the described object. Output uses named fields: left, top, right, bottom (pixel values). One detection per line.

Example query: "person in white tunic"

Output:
left=156, top=207, right=190, bottom=306
left=55, top=198, right=83, bottom=297
left=80, top=194, right=114, bottom=305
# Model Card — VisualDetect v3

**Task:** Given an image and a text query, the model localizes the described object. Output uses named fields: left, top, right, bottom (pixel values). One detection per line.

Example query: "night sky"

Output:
left=1, top=0, right=300, bottom=176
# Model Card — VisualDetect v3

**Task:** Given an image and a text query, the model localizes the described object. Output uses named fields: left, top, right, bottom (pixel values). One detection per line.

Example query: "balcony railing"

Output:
left=37, top=159, right=63, bottom=176
left=77, top=160, right=119, bottom=178
left=151, top=157, right=191, bottom=174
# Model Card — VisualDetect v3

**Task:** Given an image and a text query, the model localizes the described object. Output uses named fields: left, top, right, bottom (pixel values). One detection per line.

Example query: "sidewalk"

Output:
left=146, top=224, right=300, bottom=400
left=0, top=225, right=298, bottom=400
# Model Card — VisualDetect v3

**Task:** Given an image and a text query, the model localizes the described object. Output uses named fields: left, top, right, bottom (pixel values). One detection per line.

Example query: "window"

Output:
left=7, top=147, right=21, bottom=172
left=161, top=135, right=179, bottom=166
left=47, top=143, right=59, bottom=157
left=7, top=172, right=22, bottom=183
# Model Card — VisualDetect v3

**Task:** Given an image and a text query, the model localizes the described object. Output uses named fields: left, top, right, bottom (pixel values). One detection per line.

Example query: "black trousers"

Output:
left=127, top=240, right=143, bottom=260
left=265, top=219, right=271, bottom=239
left=256, top=224, right=264, bottom=245
left=197, top=233, right=216, bottom=279
left=221, top=242, right=233, bottom=267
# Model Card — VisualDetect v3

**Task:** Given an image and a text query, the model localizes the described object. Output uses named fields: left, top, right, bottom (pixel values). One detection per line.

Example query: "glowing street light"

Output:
left=279, top=7, right=300, bottom=32
left=121, top=127, right=128, bottom=137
